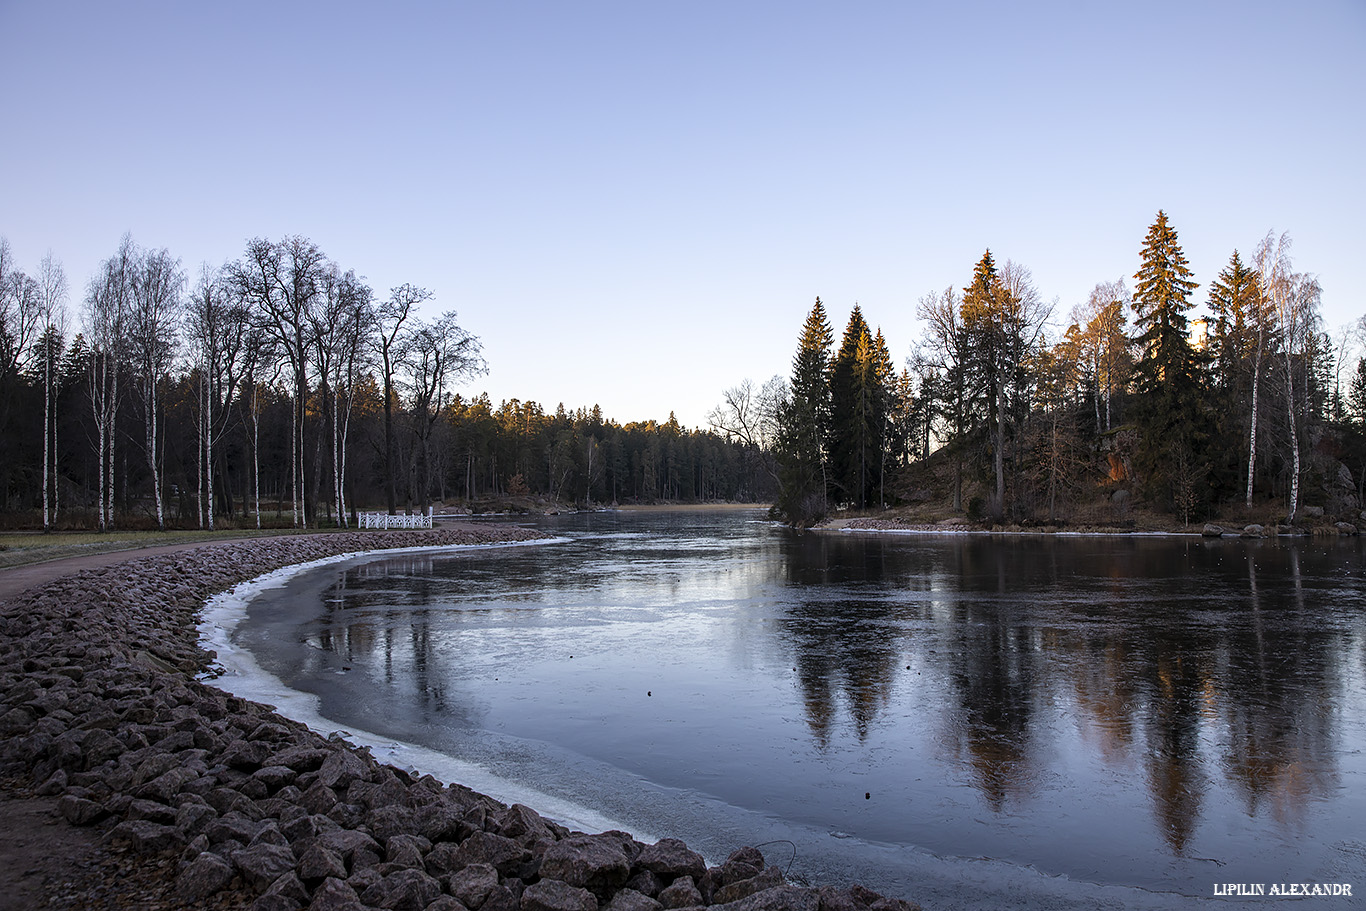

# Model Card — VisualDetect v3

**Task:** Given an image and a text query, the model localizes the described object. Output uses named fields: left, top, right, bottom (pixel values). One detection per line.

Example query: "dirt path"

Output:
left=0, top=538, right=257, bottom=602
left=0, top=539, right=262, bottom=911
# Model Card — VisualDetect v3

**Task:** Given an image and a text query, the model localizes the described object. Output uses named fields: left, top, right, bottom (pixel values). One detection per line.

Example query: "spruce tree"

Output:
left=773, top=298, right=833, bottom=525
left=960, top=250, right=1014, bottom=516
left=828, top=305, right=873, bottom=506
left=1206, top=249, right=1266, bottom=503
left=1131, top=211, right=1209, bottom=507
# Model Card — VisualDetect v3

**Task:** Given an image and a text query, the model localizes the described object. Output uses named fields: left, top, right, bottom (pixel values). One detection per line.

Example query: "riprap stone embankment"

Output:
left=0, top=528, right=922, bottom=911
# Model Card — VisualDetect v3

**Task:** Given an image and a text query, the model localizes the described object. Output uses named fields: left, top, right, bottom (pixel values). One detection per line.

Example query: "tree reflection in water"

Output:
left=776, top=531, right=1355, bottom=850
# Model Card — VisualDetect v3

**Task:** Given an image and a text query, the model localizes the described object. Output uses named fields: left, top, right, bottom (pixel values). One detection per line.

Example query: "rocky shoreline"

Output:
left=0, top=528, right=922, bottom=911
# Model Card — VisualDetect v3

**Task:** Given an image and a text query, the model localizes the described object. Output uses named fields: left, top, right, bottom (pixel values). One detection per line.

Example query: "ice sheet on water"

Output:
left=196, top=539, right=631, bottom=837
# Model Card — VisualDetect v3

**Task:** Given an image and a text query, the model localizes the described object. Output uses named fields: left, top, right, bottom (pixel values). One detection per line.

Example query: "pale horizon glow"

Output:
left=2, top=1, right=1362, bottom=428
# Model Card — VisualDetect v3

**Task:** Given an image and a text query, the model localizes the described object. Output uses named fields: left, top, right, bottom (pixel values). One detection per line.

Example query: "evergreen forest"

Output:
left=718, top=212, right=1366, bottom=528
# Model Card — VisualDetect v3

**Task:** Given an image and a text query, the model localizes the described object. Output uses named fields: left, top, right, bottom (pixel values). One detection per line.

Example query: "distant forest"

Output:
left=709, top=212, right=1366, bottom=527
left=5, top=214, right=1364, bottom=533
left=0, top=234, right=773, bottom=530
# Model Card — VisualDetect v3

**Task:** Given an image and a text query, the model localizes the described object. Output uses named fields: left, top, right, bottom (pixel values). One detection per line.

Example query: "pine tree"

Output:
left=773, top=298, right=834, bottom=525
left=1131, top=211, right=1209, bottom=507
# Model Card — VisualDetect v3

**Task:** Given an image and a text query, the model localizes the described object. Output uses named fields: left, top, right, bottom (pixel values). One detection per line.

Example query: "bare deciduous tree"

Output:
left=376, top=284, right=430, bottom=515
left=128, top=246, right=183, bottom=530
left=1256, top=231, right=1322, bottom=522
left=35, top=252, right=68, bottom=531
left=403, top=310, right=485, bottom=511
left=84, top=234, right=138, bottom=530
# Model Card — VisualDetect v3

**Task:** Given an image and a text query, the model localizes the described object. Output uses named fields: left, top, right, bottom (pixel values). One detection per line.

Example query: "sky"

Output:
left=2, top=1, right=1363, bottom=429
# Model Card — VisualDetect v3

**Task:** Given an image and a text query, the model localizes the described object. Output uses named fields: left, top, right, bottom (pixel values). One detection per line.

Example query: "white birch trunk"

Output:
left=1245, top=342, right=1262, bottom=508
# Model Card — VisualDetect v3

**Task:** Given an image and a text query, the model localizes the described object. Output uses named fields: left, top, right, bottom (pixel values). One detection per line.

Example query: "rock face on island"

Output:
left=0, top=529, right=923, bottom=911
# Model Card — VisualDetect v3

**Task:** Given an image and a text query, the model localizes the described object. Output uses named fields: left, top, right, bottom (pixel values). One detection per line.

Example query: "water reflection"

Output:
left=775, top=532, right=1360, bottom=852
left=242, top=514, right=1366, bottom=894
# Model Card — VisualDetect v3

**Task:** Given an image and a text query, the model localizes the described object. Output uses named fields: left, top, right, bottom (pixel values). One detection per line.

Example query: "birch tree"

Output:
left=128, top=246, right=183, bottom=530
left=1256, top=231, right=1321, bottom=522
left=84, top=235, right=138, bottom=530
left=35, top=253, right=68, bottom=531
left=186, top=265, right=251, bottom=527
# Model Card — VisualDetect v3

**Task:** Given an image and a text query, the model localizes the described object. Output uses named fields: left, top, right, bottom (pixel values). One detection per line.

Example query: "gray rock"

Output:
left=812, top=886, right=860, bottom=911
left=222, top=739, right=273, bottom=770
left=521, top=879, right=599, bottom=911
left=175, top=800, right=218, bottom=837
left=261, top=870, right=310, bottom=904
left=454, top=831, right=531, bottom=875
left=482, top=884, right=523, bottom=911
left=127, top=797, right=177, bottom=824
left=234, top=841, right=299, bottom=892
left=658, top=876, right=704, bottom=909
left=426, top=898, right=472, bottom=911
left=271, top=745, right=331, bottom=773
left=713, top=886, right=820, bottom=911
left=317, top=827, right=384, bottom=864
left=539, top=834, right=631, bottom=896
left=360, top=867, right=443, bottom=911
left=317, top=749, right=371, bottom=789
left=713, top=868, right=786, bottom=905
left=108, top=819, right=185, bottom=853
left=1201, top=524, right=1224, bottom=537
left=369, top=803, right=419, bottom=843
left=386, top=832, right=430, bottom=869
left=299, top=843, right=349, bottom=882
left=58, top=794, right=108, bottom=825
left=176, top=850, right=237, bottom=901
left=603, top=888, right=662, bottom=911
left=636, top=838, right=706, bottom=881
left=138, top=766, right=200, bottom=802
left=207, top=812, right=266, bottom=845
left=1241, top=524, right=1265, bottom=538
left=250, top=894, right=301, bottom=911
left=1335, top=522, right=1358, bottom=535
left=495, top=803, right=555, bottom=846
left=254, top=764, right=299, bottom=791
left=446, top=862, right=500, bottom=909
left=36, top=768, right=68, bottom=795
left=625, top=869, right=664, bottom=898
left=306, top=876, right=364, bottom=911
left=867, top=898, right=922, bottom=911
left=1303, top=505, right=1325, bottom=518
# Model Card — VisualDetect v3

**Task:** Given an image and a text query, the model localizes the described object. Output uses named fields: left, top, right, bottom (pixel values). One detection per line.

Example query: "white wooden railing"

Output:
left=357, top=510, right=433, bottom=529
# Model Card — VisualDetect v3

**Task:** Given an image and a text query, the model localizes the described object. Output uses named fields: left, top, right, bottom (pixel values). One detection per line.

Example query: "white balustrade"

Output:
left=357, top=511, right=434, bottom=529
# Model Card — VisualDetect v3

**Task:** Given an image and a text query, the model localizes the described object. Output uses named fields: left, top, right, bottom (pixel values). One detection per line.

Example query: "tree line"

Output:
left=717, top=211, right=1365, bottom=527
left=0, top=233, right=771, bottom=530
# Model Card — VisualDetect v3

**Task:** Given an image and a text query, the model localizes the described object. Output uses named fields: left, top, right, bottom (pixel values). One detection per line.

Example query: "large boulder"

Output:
left=635, top=838, right=706, bottom=881
left=522, top=879, right=600, bottom=911
left=539, top=834, right=632, bottom=897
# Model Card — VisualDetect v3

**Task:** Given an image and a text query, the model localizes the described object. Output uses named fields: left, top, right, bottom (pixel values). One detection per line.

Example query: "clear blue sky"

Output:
left=2, top=1, right=1362, bottom=428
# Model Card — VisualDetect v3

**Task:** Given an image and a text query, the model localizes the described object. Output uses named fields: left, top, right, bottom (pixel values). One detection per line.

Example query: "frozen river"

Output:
left=215, top=510, right=1366, bottom=909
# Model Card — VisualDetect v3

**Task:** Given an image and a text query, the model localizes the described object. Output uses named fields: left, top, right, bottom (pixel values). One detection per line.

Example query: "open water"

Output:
left=217, top=510, right=1366, bottom=909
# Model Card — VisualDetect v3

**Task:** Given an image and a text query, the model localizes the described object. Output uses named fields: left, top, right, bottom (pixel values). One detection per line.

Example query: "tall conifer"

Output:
left=774, top=298, right=834, bottom=525
left=1131, top=211, right=1209, bottom=505
left=828, top=305, right=873, bottom=506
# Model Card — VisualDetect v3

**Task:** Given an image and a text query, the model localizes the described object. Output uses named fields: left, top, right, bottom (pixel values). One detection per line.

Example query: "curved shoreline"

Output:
left=0, top=527, right=923, bottom=911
